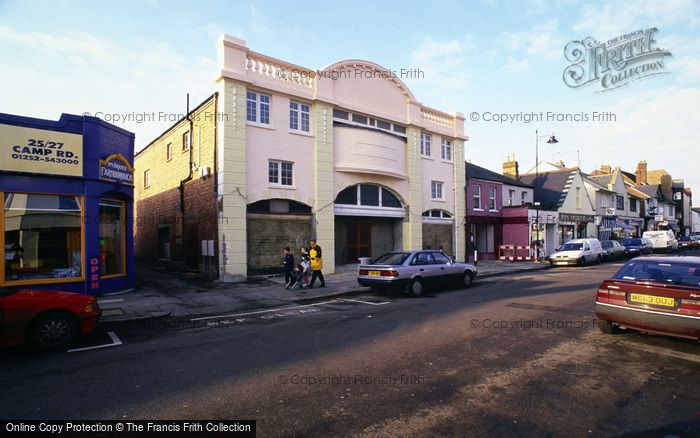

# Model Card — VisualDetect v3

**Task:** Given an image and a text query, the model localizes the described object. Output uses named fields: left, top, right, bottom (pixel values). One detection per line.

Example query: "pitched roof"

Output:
left=519, top=168, right=576, bottom=209
left=587, top=174, right=612, bottom=186
left=636, top=184, right=675, bottom=203
left=465, top=162, right=532, bottom=188
left=626, top=185, right=649, bottom=199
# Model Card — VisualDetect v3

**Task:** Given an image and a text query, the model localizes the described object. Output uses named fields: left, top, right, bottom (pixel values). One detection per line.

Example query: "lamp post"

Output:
left=534, top=130, right=558, bottom=260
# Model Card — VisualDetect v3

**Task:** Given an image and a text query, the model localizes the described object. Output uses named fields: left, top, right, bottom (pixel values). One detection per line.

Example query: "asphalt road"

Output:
left=2, top=257, right=700, bottom=437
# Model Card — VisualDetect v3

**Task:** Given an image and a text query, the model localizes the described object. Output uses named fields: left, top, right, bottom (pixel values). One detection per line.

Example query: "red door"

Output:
left=347, top=223, right=372, bottom=262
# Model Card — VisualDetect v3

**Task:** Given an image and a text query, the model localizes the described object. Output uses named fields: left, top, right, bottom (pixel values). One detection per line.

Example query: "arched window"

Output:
left=422, top=209, right=453, bottom=219
left=335, top=184, right=402, bottom=208
left=247, top=199, right=312, bottom=214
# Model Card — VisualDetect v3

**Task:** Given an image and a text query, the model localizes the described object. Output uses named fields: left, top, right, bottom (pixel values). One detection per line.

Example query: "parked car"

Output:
left=357, top=250, right=478, bottom=296
left=601, top=240, right=626, bottom=261
left=642, top=230, right=678, bottom=252
left=549, top=238, right=604, bottom=266
left=595, top=256, right=700, bottom=340
left=678, top=236, right=699, bottom=250
left=0, top=287, right=101, bottom=350
left=619, top=238, right=654, bottom=258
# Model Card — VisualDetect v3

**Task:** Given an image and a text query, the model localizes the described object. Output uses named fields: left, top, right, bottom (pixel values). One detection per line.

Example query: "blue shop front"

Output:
left=0, top=112, right=135, bottom=294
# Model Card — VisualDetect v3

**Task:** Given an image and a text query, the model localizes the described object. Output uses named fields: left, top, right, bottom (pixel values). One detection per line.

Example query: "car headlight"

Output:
left=85, top=303, right=98, bottom=313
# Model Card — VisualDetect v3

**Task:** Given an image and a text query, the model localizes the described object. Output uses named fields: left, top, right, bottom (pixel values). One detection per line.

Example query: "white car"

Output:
left=549, top=238, right=604, bottom=266
left=642, top=230, right=678, bottom=252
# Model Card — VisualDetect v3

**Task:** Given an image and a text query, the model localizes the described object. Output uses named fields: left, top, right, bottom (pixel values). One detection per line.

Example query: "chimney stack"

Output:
left=635, top=160, right=648, bottom=186
left=502, top=155, right=519, bottom=180
left=600, top=164, right=612, bottom=174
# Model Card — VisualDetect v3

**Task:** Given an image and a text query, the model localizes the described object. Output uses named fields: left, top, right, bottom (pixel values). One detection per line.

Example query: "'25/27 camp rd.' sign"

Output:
left=0, top=124, right=83, bottom=177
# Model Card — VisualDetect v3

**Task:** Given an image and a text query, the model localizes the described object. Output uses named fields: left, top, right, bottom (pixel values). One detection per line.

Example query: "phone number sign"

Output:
left=0, top=124, right=83, bottom=177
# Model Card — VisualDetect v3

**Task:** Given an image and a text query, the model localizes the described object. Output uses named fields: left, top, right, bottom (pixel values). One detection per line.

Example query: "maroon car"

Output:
left=595, top=257, right=700, bottom=340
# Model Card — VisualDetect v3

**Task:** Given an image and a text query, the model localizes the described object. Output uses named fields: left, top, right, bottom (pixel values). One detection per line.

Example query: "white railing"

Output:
left=245, top=55, right=314, bottom=88
left=420, top=108, right=454, bottom=128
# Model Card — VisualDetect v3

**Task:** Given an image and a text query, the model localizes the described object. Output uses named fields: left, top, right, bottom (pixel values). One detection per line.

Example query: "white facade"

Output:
left=215, top=35, right=467, bottom=278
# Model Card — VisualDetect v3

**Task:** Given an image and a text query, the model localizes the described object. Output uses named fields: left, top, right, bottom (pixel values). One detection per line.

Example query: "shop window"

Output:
left=3, top=193, right=82, bottom=284
left=99, top=200, right=125, bottom=277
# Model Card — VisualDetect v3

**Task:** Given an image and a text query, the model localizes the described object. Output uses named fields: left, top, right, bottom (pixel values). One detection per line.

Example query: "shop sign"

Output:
left=559, top=213, right=594, bottom=223
left=0, top=124, right=83, bottom=177
left=99, top=153, right=134, bottom=185
left=89, top=257, right=100, bottom=290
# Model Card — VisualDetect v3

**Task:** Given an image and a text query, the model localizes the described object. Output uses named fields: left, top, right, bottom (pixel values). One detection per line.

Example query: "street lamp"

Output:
left=534, top=130, right=558, bottom=260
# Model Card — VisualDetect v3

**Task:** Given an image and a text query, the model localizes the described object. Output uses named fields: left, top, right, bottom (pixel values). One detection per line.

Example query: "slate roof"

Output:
left=518, top=169, right=576, bottom=210
left=636, top=184, right=674, bottom=203
left=465, top=162, right=532, bottom=188
left=586, top=174, right=612, bottom=186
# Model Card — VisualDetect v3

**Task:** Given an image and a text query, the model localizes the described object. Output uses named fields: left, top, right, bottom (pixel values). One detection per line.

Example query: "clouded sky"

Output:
left=1, top=0, right=698, bottom=204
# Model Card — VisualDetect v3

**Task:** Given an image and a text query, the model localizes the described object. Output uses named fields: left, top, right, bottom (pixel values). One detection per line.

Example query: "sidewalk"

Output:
left=98, top=260, right=550, bottom=323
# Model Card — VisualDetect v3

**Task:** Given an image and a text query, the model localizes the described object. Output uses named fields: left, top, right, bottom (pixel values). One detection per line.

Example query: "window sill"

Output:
left=268, top=184, right=296, bottom=190
left=247, top=121, right=274, bottom=130
left=489, top=209, right=499, bottom=213
left=473, top=208, right=484, bottom=211
left=431, top=198, right=446, bottom=202
left=421, top=155, right=434, bottom=160
left=441, top=159, right=453, bottom=164
left=288, top=129, right=314, bottom=137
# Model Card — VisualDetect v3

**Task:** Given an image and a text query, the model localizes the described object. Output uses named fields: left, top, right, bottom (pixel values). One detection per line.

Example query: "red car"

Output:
left=0, top=287, right=101, bottom=350
left=595, top=256, right=700, bottom=340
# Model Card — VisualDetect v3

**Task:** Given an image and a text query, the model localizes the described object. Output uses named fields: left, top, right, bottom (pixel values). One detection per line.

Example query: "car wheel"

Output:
left=597, top=319, right=621, bottom=335
left=28, top=311, right=79, bottom=351
left=597, top=255, right=603, bottom=264
left=408, top=278, right=424, bottom=297
left=577, top=257, right=584, bottom=267
left=462, top=271, right=474, bottom=289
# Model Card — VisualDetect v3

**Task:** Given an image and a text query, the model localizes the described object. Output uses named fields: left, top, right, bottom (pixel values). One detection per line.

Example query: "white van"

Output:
left=642, top=230, right=678, bottom=252
left=549, top=238, right=604, bottom=266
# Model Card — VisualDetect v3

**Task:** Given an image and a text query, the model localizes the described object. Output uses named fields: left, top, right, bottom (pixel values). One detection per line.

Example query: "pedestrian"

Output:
left=308, top=238, right=326, bottom=288
left=299, top=248, right=311, bottom=289
left=283, top=246, right=295, bottom=288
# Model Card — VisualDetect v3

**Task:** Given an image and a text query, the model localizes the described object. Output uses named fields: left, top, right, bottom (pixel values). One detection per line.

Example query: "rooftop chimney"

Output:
left=635, top=160, right=648, bottom=186
left=503, top=155, right=519, bottom=180
left=600, top=164, right=612, bottom=174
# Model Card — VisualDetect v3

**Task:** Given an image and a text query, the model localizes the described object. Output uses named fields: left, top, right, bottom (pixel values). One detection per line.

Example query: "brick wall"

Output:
left=134, top=95, right=219, bottom=273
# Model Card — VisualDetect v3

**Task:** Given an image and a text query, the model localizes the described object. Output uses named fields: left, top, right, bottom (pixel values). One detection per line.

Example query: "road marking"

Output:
left=190, top=300, right=343, bottom=321
left=67, top=331, right=123, bottom=353
left=190, top=298, right=391, bottom=322
left=614, top=340, right=700, bottom=364
left=98, top=298, right=124, bottom=304
left=342, top=298, right=390, bottom=306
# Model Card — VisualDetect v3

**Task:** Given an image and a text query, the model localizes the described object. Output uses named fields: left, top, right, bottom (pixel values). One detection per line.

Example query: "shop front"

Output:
left=1, top=112, right=134, bottom=294
left=558, top=213, right=594, bottom=245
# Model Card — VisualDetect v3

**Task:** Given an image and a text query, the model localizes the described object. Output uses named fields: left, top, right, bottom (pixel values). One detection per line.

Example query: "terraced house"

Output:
left=135, top=36, right=467, bottom=279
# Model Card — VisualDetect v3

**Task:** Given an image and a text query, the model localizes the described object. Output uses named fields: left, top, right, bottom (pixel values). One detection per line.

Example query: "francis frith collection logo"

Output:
left=563, top=27, right=672, bottom=92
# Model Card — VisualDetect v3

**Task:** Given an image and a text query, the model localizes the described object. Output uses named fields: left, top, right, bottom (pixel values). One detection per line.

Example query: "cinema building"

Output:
left=134, top=36, right=467, bottom=279
left=0, top=112, right=135, bottom=294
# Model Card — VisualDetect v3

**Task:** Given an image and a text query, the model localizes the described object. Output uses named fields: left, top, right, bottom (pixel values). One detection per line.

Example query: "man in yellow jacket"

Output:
left=308, top=238, right=326, bottom=288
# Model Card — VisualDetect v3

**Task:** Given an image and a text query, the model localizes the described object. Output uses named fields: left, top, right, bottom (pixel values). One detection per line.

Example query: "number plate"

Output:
left=629, top=293, right=676, bottom=308
left=368, top=271, right=381, bottom=277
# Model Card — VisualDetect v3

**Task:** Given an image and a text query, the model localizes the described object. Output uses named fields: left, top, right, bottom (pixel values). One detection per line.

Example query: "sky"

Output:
left=1, top=0, right=698, bottom=205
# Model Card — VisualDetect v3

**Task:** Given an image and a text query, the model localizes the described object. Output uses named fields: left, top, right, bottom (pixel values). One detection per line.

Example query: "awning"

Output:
left=614, top=220, right=634, bottom=231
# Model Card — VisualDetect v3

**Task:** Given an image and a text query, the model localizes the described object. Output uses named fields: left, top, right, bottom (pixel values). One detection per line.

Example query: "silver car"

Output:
left=357, top=251, right=478, bottom=296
